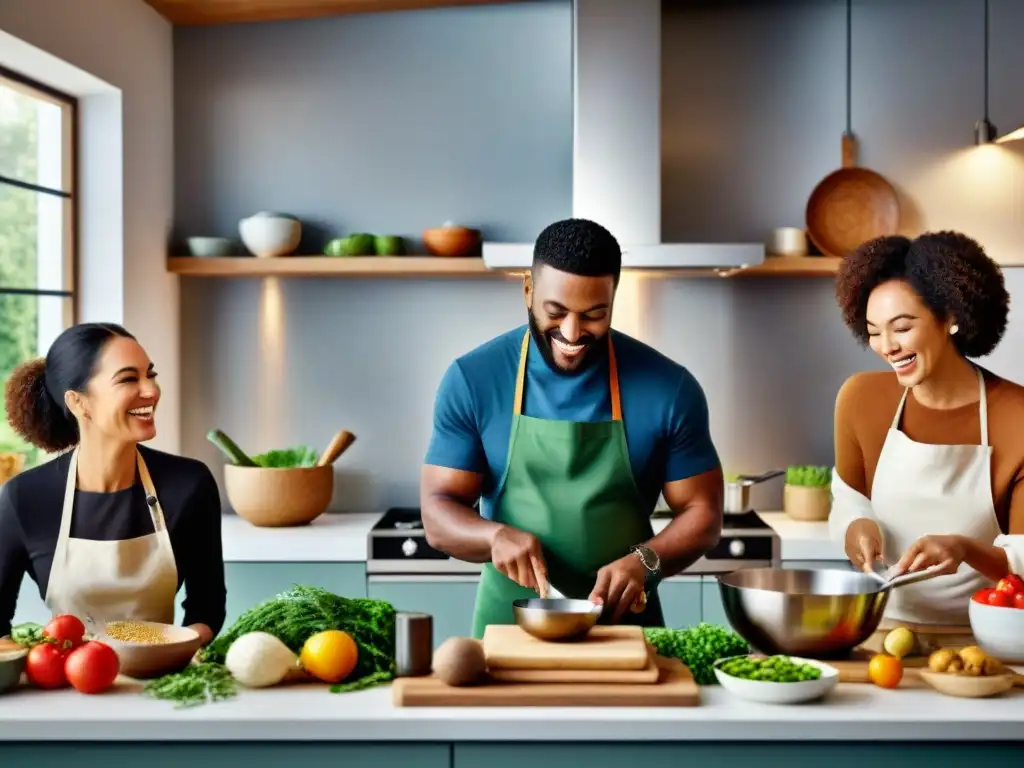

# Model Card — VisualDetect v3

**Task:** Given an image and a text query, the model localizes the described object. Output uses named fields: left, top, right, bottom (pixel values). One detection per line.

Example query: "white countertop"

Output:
left=220, top=512, right=382, bottom=562
left=0, top=677, right=1021, bottom=741
left=757, top=511, right=845, bottom=562
left=219, top=511, right=843, bottom=565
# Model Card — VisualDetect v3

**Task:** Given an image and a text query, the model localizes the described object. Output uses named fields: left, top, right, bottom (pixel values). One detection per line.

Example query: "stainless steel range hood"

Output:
left=482, top=0, right=764, bottom=273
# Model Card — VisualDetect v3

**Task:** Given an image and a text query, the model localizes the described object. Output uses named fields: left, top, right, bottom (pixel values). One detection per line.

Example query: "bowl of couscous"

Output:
left=98, top=620, right=202, bottom=679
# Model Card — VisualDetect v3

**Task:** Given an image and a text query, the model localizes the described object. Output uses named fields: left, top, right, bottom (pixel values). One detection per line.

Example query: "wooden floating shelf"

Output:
left=167, top=255, right=842, bottom=278
left=143, top=0, right=519, bottom=26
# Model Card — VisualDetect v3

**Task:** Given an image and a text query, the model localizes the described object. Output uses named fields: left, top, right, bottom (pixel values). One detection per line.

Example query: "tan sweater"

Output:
left=834, top=369, right=1024, bottom=535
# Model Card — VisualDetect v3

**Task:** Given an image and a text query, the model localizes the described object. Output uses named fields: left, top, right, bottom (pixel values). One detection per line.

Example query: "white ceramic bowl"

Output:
left=969, top=599, right=1024, bottom=663
left=239, top=212, right=301, bottom=258
left=713, top=655, right=839, bottom=704
left=187, top=236, right=235, bottom=257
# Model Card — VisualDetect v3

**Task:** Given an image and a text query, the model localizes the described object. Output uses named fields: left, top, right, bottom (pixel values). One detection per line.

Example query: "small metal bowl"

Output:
left=512, top=598, right=603, bottom=641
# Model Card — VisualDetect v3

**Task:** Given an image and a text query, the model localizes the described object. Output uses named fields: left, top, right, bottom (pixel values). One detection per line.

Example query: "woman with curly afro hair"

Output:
left=829, top=231, right=1024, bottom=629
left=0, top=323, right=225, bottom=642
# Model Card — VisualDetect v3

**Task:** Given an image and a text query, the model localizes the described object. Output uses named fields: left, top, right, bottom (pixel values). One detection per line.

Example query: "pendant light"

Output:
left=974, top=0, right=997, bottom=144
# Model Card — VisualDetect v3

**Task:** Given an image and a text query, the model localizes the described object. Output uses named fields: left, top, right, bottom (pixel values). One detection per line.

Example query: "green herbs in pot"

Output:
left=784, top=465, right=832, bottom=488
left=251, top=445, right=319, bottom=468
left=644, top=623, right=750, bottom=685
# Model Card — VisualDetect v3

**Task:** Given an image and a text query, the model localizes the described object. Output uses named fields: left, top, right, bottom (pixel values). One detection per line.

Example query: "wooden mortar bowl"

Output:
left=224, top=464, right=333, bottom=527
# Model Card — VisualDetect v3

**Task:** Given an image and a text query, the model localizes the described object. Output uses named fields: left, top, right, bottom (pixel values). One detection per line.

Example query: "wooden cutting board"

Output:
left=489, top=649, right=660, bottom=684
left=482, top=625, right=650, bottom=671
left=392, top=656, right=700, bottom=707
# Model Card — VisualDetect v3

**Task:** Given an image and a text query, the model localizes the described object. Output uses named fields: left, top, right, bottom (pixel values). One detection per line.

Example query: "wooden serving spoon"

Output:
left=317, top=430, right=356, bottom=467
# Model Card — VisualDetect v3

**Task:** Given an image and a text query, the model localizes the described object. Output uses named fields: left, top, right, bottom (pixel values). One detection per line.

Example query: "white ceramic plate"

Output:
left=713, top=654, right=839, bottom=704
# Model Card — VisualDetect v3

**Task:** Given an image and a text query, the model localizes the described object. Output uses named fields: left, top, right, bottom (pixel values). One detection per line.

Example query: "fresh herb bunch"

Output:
left=201, top=585, right=397, bottom=692
left=143, top=662, right=236, bottom=708
left=784, top=465, right=832, bottom=488
left=10, top=622, right=44, bottom=647
left=251, top=446, right=318, bottom=468
left=644, top=623, right=750, bottom=685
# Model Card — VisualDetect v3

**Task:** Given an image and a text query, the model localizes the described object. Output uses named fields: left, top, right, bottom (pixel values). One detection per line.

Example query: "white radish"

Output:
left=224, top=631, right=297, bottom=688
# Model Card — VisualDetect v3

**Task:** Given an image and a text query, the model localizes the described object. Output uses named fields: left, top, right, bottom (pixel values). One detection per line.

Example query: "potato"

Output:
left=433, top=637, right=487, bottom=687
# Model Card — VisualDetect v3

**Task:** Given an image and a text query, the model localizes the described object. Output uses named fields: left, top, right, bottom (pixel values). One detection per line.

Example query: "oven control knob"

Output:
left=728, top=540, right=745, bottom=557
left=401, top=538, right=418, bottom=557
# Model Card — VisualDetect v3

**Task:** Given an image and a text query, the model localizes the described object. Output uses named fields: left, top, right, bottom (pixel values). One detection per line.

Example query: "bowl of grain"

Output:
left=98, top=620, right=202, bottom=679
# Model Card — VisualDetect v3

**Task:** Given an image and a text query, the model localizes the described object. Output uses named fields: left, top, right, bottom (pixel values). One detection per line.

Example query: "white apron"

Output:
left=870, top=367, right=999, bottom=626
left=45, top=447, right=178, bottom=625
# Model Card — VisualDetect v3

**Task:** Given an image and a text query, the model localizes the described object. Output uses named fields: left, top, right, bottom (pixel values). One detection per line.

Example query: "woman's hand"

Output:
left=892, top=535, right=967, bottom=577
left=844, top=518, right=884, bottom=573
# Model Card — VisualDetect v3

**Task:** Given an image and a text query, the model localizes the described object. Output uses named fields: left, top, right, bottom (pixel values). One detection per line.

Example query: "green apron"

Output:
left=470, top=330, right=665, bottom=638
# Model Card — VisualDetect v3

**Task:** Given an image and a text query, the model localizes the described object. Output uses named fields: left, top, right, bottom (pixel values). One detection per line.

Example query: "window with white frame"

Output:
left=0, top=67, right=77, bottom=468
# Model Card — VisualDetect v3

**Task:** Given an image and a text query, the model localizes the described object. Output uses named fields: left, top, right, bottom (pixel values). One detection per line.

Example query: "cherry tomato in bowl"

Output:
left=995, top=575, right=1024, bottom=597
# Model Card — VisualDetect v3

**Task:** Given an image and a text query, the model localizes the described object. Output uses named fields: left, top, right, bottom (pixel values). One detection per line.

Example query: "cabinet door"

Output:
left=700, top=577, right=730, bottom=627
left=655, top=578, right=701, bottom=629
left=10, top=578, right=49, bottom=628
left=221, top=563, right=367, bottom=630
left=367, top=576, right=479, bottom=647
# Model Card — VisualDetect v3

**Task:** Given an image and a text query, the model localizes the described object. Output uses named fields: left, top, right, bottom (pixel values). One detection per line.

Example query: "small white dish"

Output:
left=713, top=654, right=839, bottom=704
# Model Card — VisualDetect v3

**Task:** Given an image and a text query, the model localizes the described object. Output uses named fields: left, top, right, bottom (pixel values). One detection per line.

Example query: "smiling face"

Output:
left=65, top=336, right=160, bottom=444
left=525, top=264, right=615, bottom=373
left=865, top=279, right=957, bottom=387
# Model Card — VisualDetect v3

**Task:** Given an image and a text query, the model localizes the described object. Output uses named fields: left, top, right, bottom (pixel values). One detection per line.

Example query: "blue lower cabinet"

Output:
left=700, top=577, right=730, bottom=628
left=655, top=578, right=701, bottom=629
left=221, top=562, right=367, bottom=630
left=367, top=576, right=479, bottom=647
left=453, top=744, right=1024, bottom=768
left=1, top=744, right=448, bottom=767
left=11, top=579, right=49, bottom=628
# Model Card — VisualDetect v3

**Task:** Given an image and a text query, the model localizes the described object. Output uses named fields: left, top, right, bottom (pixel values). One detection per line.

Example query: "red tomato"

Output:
left=25, top=643, right=69, bottom=689
left=64, top=641, right=120, bottom=695
left=996, top=575, right=1024, bottom=596
left=974, top=587, right=997, bottom=604
left=1013, top=592, right=1024, bottom=610
left=987, top=589, right=1012, bottom=607
left=43, top=614, right=86, bottom=650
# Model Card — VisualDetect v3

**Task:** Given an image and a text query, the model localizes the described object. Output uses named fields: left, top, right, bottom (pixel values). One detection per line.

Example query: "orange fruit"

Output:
left=299, top=630, right=359, bottom=683
left=867, top=653, right=903, bottom=688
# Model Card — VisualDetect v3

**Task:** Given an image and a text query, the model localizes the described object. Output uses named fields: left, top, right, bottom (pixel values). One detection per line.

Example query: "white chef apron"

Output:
left=870, top=367, right=999, bottom=626
left=45, top=447, right=178, bottom=625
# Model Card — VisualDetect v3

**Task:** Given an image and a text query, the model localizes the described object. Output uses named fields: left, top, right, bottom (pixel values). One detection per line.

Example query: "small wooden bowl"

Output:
left=918, top=669, right=1016, bottom=698
left=224, top=464, right=333, bottom=527
left=423, top=226, right=480, bottom=257
left=99, top=621, right=202, bottom=680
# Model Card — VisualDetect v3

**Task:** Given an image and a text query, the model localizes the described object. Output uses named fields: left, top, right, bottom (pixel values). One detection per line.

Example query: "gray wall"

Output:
left=175, top=0, right=1024, bottom=514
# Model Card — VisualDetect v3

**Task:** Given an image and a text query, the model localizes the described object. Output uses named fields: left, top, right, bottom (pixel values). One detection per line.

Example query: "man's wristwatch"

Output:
left=629, top=544, right=662, bottom=584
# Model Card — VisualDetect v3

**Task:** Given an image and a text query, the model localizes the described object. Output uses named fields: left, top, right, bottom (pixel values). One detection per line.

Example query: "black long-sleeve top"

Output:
left=0, top=445, right=226, bottom=638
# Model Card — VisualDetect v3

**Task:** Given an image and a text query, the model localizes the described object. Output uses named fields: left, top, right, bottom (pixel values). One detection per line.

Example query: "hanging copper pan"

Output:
left=805, top=132, right=900, bottom=259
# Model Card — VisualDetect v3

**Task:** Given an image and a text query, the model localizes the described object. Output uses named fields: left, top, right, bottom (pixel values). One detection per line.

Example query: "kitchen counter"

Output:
left=219, top=511, right=843, bottom=565
left=0, top=676, right=1021, bottom=742
left=220, top=512, right=382, bottom=562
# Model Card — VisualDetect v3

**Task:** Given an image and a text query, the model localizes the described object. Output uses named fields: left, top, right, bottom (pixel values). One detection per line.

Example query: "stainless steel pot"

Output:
left=717, top=565, right=945, bottom=658
left=724, top=469, right=785, bottom=513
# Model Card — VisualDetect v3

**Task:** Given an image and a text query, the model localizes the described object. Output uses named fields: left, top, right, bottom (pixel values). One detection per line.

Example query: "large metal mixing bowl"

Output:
left=718, top=566, right=943, bottom=658
left=513, top=598, right=603, bottom=641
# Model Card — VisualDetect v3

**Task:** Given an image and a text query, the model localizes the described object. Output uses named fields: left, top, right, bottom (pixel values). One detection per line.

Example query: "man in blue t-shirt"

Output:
left=422, top=218, right=724, bottom=636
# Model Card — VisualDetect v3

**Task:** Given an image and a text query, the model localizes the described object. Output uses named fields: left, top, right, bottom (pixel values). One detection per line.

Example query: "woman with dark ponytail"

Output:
left=0, top=323, right=225, bottom=643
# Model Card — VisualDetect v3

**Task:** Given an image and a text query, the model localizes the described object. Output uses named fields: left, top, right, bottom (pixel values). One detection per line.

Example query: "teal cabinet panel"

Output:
left=701, top=577, right=730, bottom=628
left=454, top=744, right=1024, bottom=768
left=2, top=744, right=448, bottom=768
left=656, top=578, right=701, bottom=629
left=11, top=578, right=49, bottom=628
left=367, top=576, right=479, bottom=646
left=223, top=562, right=367, bottom=629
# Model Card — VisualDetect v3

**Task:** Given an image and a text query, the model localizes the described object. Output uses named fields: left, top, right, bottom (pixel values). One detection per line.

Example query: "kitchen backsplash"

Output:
left=175, top=0, right=1024, bottom=514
